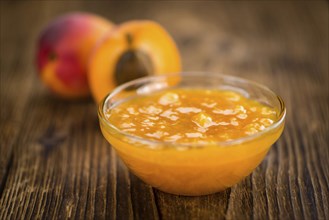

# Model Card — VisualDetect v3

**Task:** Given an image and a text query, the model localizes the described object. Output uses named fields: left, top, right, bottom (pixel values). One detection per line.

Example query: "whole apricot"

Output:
left=36, top=13, right=114, bottom=98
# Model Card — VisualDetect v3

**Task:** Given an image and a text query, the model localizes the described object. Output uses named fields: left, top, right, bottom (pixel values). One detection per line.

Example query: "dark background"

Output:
left=1, top=1, right=328, bottom=219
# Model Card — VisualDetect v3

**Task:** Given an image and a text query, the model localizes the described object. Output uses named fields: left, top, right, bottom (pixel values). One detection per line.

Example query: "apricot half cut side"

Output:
left=88, top=20, right=182, bottom=103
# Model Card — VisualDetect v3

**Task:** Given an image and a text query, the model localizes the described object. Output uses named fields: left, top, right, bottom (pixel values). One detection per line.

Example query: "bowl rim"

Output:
left=98, top=72, right=286, bottom=148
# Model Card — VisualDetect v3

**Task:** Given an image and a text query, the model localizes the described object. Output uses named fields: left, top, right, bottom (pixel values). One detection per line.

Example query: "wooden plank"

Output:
left=155, top=189, right=230, bottom=220
left=0, top=0, right=45, bottom=198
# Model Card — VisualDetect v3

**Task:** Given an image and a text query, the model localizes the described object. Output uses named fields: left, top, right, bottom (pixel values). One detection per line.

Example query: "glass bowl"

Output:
left=98, top=72, right=286, bottom=196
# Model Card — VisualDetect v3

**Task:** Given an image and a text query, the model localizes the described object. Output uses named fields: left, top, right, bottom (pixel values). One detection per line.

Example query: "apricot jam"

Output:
left=106, top=89, right=277, bottom=143
left=100, top=88, right=284, bottom=196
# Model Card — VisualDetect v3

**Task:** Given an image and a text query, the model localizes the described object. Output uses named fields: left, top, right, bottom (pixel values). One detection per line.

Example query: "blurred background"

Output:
left=2, top=1, right=328, bottom=85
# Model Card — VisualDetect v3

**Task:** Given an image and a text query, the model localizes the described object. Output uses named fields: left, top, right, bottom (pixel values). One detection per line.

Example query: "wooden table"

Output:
left=1, top=1, right=328, bottom=219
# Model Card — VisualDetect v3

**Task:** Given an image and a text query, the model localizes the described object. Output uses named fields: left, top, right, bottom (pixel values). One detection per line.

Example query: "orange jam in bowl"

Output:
left=98, top=73, right=286, bottom=196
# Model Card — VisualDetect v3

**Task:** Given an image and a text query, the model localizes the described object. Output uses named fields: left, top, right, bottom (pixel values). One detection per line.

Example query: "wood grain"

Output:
left=0, top=1, right=328, bottom=219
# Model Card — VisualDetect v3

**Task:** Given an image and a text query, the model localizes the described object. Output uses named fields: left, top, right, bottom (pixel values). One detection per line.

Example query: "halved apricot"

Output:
left=88, top=20, right=181, bottom=103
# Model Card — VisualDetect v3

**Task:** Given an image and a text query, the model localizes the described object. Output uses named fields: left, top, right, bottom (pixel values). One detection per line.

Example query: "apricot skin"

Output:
left=36, top=13, right=114, bottom=98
